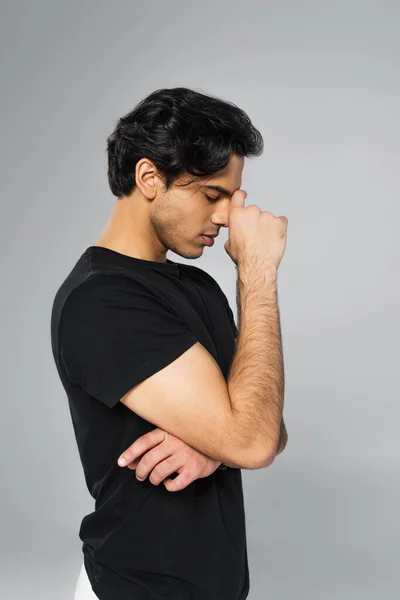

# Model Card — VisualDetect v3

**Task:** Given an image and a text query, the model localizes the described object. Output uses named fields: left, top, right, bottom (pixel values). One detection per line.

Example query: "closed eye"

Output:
left=205, top=193, right=220, bottom=203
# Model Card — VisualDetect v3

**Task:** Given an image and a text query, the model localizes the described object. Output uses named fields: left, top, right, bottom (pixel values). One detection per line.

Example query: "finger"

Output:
left=230, top=189, right=247, bottom=209
left=117, top=428, right=166, bottom=466
left=163, top=468, right=196, bottom=492
left=145, top=455, right=183, bottom=486
left=134, top=445, right=174, bottom=481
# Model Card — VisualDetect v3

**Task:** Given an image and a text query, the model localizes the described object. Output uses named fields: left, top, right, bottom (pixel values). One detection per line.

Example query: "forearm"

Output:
left=227, top=262, right=285, bottom=462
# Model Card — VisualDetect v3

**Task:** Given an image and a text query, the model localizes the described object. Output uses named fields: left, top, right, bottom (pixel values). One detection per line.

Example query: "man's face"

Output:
left=150, top=153, right=244, bottom=259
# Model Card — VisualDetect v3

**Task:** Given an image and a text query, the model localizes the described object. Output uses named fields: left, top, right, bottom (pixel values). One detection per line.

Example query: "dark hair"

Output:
left=106, top=87, right=264, bottom=198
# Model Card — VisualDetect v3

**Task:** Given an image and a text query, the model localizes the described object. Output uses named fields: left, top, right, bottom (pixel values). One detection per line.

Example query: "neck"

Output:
left=94, top=195, right=167, bottom=263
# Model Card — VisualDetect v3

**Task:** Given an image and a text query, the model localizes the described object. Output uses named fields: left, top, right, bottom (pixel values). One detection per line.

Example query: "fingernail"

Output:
left=136, top=474, right=144, bottom=481
left=118, top=456, right=127, bottom=466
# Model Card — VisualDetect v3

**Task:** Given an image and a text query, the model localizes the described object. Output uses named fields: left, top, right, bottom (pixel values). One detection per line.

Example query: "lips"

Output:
left=201, top=235, right=215, bottom=246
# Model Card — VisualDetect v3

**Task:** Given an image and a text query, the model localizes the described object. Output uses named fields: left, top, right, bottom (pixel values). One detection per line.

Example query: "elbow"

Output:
left=222, top=443, right=273, bottom=470
left=243, top=452, right=275, bottom=470
left=247, top=433, right=287, bottom=469
left=224, top=420, right=284, bottom=469
left=251, top=450, right=276, bottom=469
left=236, top=441, right=277, bottom=470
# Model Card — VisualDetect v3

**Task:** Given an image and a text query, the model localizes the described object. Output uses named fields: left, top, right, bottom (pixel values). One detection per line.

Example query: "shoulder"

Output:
left=180, top=263, right=225, bottom=294
left=184, top=264, right=233, bottom=309
left=67, top=270, right=149, bottom=298
left=60, top=272, right=147, bottom=321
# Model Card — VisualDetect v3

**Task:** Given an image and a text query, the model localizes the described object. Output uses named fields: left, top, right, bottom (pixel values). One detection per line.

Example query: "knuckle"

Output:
left=128, top=442, right=141, bottom=457
left=138, top=454, right=149, bottom=468
left=149, top=470, right=161, bottom=485
left=149, top=459, right=174, bottom=486
left=179, top=470, right=191, bottom=485
left=246, top=204, right=260, bottom=212
left=196, top=456, right=207, bottom=471
left=172, top=437, right=184, bottom=450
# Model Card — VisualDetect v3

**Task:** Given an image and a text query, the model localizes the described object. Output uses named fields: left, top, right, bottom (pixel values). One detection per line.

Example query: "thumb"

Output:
left=230, top=189, right=247, bottom=209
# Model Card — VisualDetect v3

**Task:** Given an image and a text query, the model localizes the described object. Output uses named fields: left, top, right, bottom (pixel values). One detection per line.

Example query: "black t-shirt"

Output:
left=50, top=246, right=249, bottom=600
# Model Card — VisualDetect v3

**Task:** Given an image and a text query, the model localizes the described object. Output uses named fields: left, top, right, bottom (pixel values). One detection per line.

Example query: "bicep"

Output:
left=119, top=341, right=257, bottom=468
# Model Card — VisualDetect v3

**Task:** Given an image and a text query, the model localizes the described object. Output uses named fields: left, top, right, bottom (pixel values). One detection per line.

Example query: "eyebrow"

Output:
left=199, top=184, right=234, bottom=198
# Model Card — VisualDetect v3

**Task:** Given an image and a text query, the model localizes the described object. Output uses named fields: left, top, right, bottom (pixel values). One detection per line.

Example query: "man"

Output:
left=50, top=86, right=288, bottom=600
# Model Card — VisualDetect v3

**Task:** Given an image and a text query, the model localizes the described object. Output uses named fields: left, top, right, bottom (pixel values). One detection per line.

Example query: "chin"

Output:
left=170, top=242, right=204, bottom=260
left=182, top=249, right=204, bottom=260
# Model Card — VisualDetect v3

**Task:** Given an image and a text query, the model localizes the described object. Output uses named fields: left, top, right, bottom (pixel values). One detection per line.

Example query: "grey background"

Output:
left=1, top=1, right=399, bottom=598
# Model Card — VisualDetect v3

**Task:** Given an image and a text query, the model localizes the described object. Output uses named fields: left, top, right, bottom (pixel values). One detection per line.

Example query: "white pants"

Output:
left=74, top=561, right=98, bottom=599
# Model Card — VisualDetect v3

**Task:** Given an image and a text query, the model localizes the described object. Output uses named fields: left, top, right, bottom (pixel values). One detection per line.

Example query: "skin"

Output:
left=120, top=428, right=226, bottom=492
left=95, top=154, right=245, bottom=491
left=96, top=153, right=244, bottom=263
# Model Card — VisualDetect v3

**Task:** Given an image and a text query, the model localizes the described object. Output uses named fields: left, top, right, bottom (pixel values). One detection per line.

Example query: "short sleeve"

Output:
left=59, top=275, right=198, bottom=408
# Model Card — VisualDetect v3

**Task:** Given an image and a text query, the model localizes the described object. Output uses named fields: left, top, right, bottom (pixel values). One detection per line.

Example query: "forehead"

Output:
left=195, top=154, right=244, bottom=195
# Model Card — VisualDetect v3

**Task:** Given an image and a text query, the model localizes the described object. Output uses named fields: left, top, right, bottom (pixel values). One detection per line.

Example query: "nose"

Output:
left=211, top=202, right=230, bottom=229
left=211, top=217, right=229, bottom=230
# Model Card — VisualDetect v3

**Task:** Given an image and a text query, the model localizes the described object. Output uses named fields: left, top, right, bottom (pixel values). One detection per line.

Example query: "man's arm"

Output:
left=228, top=262, right=285, bottom=462
left=275, top=418, right=288, bottom=455
left=221, top=333, right=287, bottom=468
left=119, top=261, right=285, bottom=470
left=225, top=266, right=287, bottom=465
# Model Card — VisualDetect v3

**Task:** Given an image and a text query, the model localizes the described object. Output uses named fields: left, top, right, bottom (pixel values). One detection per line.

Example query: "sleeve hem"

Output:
left=101, top=331, right=198, bottom=408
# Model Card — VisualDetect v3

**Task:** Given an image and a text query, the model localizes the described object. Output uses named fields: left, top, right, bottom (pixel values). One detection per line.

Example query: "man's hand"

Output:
left=117, top=428, right=222, bottom=492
